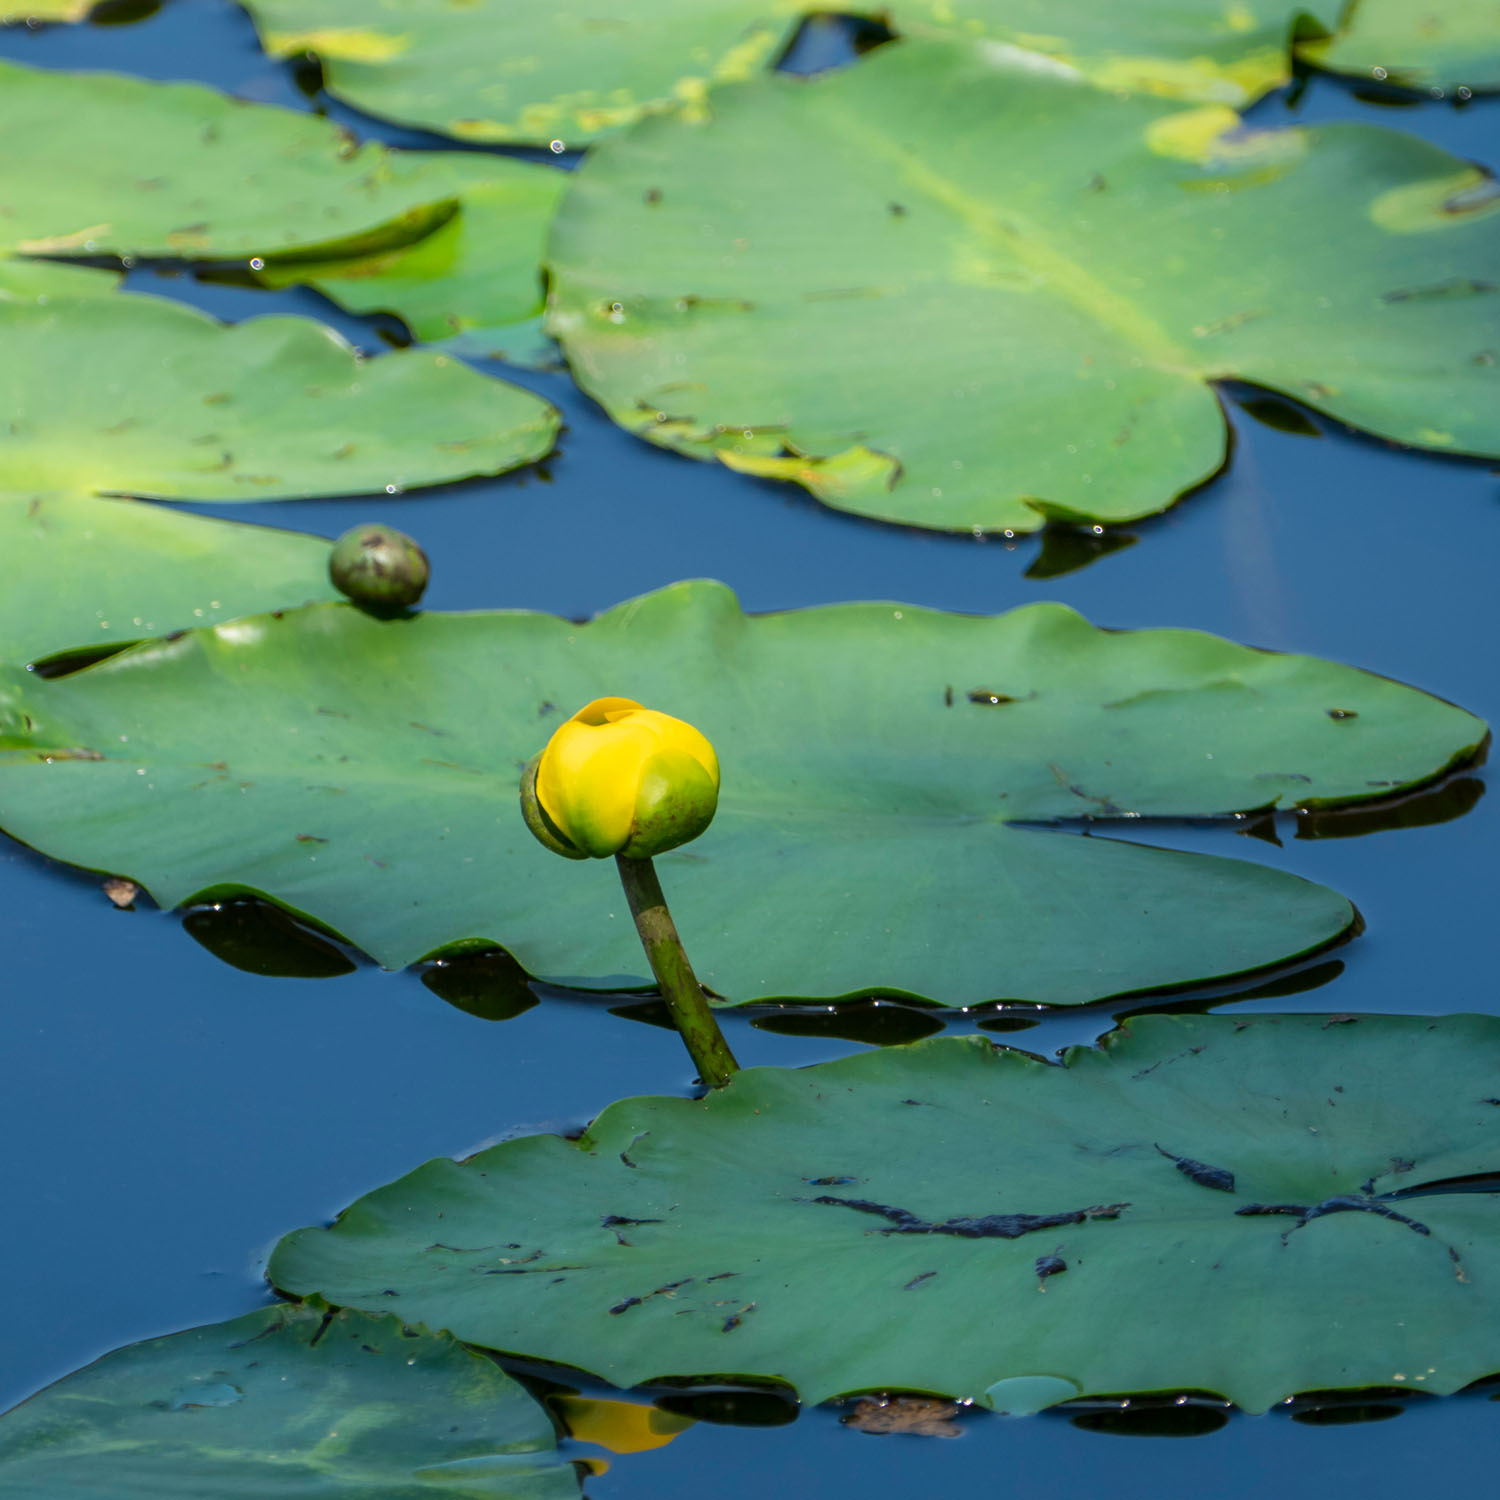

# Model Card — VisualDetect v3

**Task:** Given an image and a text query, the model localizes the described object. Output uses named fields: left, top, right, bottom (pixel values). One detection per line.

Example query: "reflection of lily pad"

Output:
left=0, top=290, right=557, bottom=501
left=241, top=0, right=800, bottom=145
left=0, top=581, right=1482, bottom=1006
left=271, top=1013, right=1500, bottom=1412
left=548, top=40, right=1500, bottom=533
left=1296, top=0, right=1500, bottom=95
left=0, top=493, right=336, bottom=665
left=0, top=1303, right=577, bottom=1499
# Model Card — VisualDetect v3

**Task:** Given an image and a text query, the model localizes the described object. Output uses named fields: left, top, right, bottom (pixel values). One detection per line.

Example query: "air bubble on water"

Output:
left=1091, top=525, right=1104, bottom=535
left=249, top=257, right=265, bottom=271
left=385, top=484, right=398, bottom=494
left=549, top=140, right=565, bottom=153
left=1371, top=66, right=1388, bottom=80
left=1457, top=86, right=1473, bottom=100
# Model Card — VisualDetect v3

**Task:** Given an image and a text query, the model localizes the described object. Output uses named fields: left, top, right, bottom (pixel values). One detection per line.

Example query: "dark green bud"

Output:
left=329, top=524, right=430, bottom=610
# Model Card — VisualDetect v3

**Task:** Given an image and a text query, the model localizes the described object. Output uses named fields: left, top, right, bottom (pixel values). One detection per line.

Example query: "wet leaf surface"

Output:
left=0, top=581, right=1481, bottom=1005
left=270, top=1014, right=1500, bottom=1413
left=0, top=1302, right=577, bottom=1499
left=548, top=40, right=1500, bottom=533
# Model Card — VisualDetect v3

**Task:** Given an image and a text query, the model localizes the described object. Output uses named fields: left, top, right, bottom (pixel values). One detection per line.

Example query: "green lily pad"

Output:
left=270, top=1012, right=1500, bottom=1413
left=0, top=492, right=337, bottom=666
left=0, top=59, right=454, bottom=261
left=0, top=61, right=564, bottom=352
left=0, top=581, right=1482, bottom=1006
left=0, top=0, right=90, bottom=19
left=256, top=153, right=567, bottom=356
left=547, top=39, right=1500, bottom=534
left=0, top=255, right=118, bottom=301
left=241, top=0, right=800, bottom=145
left=0, top=289, right=557, bottom=500
left=890, top=0, right=1343, bottom=104
left=0, top=1303, right=577, bottom=1499
left=1297, top=0, right=1500, bottom=95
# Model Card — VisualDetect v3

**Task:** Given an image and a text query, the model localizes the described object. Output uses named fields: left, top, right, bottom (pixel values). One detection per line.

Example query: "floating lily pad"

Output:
left=241, top=0, right=799, bottom=145
left=0, top=256, right=118, bottom=301
left=0, top=0, right=90, bottom=19
left=0, top=59, right=454, bottom=261
left=0, top=493, right=337, bottom=666
left=0, top=290, right=557, bottom=500
left=256, top=153, right=567, bottom=358
left=0, top=1302, right=577, bottom=1498
left=0, top=582, right=1482, bottom=1006
left=270, top=1013, right=1500, bottom=1413
left=0, top=61, right=565, bottom=352
left=891, top=0, right=1342, bottom=104
left=1296, top=0, right=1500, bottom=95
left=547, top=40, right=1500, bottom=533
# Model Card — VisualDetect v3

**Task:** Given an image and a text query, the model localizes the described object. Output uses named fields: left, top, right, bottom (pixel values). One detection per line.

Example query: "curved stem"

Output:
left=614, top=854, right=740, bottom=1088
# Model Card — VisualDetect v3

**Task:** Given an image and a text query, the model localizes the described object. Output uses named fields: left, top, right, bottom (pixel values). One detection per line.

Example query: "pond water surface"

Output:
left=2, top=5, right=1498, bottom=1494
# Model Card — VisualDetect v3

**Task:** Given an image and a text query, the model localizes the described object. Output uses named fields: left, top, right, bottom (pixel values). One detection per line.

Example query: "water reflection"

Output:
left=181, top=898, right=357, bottom=978
left=421, top=948, right=539, bottom=1023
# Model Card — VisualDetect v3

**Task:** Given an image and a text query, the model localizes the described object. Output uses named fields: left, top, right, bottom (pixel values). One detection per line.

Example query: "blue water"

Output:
left=2, top=3, right=1499, bottom=1488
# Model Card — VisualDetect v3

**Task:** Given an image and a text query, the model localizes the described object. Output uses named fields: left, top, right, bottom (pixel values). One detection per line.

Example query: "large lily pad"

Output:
left=547, top=40, right=1500, bottom=534
left=0, top=1303, right=577, bottom=1499
left=0, top=582, right=1483, bottom=1006
left=0, top=493, right=337, bottom=665
left=1297, top=0, right=1500, bottom=95
left=0, top=289, right=557, bottom=500
left=242, top=0, right=801, bottom=145
left=270, top=1013, right=1500, bottom=1413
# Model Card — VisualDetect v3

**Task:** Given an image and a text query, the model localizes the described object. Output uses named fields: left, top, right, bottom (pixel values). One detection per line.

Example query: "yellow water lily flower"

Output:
left=520, top=697, right=719, bottom=860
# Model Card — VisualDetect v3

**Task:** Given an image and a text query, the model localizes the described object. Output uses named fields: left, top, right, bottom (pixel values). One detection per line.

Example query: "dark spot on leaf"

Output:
left=1155, top=1145, right=1235, bottom=1193
left=1327, top=708, right=1358, bottom=720
left=967, top=689, right=1018, bottom=705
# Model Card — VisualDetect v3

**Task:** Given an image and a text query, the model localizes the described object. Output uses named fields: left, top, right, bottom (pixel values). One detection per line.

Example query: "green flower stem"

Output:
left=614, top=854, right=740, bottom=1088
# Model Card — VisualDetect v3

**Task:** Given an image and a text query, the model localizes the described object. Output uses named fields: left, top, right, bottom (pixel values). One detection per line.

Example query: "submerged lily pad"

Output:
left=241, top=0, right=799, bottom=145
left=0, top=581, right=1482, bottom=1006
left=0, top=493, right=337, bottom=665
left=0, top=1303, right=577, bottom=1498
left=0, top=290, right=557, bottom=500
left=270, top=1013, right=1500, bottom=1413
left=1296, top=0, right=1500, bottom=95
left=548, top=39, right=1500, bottom=534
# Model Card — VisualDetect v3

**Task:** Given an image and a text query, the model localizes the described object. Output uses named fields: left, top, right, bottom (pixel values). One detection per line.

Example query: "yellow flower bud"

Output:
left=520, top=697, right=719, bottom=860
